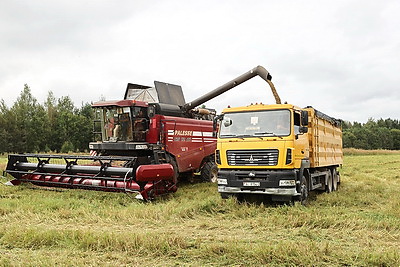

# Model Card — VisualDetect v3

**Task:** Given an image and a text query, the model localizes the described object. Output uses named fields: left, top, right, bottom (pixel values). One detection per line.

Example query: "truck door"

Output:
left=293, top=111, right=309, bottom=166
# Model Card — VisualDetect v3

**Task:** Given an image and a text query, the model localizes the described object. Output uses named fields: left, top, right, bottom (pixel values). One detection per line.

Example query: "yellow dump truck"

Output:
left=216, top=103, right=343, bottom=203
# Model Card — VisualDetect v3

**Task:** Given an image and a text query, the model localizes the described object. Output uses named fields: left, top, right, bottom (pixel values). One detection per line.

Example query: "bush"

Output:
left=60, top=141, right=74, bottom=153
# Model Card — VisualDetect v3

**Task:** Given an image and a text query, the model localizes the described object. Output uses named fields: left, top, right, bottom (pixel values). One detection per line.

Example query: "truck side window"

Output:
left=294, top=112, right=301, bottom=135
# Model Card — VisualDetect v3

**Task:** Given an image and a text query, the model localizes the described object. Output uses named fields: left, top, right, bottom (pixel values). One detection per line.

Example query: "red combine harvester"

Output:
left=6, top=66, right=279, bottom=200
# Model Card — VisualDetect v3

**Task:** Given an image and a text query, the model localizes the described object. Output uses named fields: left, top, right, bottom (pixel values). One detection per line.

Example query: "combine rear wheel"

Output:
left=170, top=160, right=179, bottom=184
left=201, top=161, right=218, bottom=183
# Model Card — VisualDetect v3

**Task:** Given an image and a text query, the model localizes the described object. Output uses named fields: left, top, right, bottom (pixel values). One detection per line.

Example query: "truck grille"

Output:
left=227, top=149, right=279, bottom=166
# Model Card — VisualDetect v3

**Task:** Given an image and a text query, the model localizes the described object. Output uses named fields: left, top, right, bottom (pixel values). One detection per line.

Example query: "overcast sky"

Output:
left=1, top=0, right=399, bottom=123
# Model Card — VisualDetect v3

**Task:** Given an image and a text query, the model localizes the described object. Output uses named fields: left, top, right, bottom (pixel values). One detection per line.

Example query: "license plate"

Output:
left=243, top=182, right=260, bottom=187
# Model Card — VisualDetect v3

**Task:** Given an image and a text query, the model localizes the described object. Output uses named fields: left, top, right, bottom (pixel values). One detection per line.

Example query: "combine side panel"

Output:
left=162, top=116, right=216, bottom=173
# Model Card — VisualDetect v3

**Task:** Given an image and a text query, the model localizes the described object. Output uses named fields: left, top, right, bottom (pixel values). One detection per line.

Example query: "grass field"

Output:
left=0, top=151, right=400, bottom=266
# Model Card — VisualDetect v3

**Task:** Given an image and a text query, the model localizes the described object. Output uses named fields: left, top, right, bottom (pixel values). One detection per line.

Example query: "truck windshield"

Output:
left=219, top=109, right=291, bottom=138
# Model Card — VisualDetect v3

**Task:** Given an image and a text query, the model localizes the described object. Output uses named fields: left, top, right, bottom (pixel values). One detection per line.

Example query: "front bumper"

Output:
left=218, top=186, right=299, bottom=195
left=217, top=169, right=300, bottom=196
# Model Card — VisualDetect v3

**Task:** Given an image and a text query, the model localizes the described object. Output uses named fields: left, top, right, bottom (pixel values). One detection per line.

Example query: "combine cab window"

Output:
left=95, top=106, right=149, bottom=142
left=131, top=107, right=148, bottom=141
left=98, top=108, right=132, bottom=142
left=219, top=109, right=291, bottom=138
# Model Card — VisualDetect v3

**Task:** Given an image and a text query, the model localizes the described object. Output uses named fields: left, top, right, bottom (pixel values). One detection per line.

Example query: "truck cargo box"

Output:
left=306, top=107, right=343, bottom=168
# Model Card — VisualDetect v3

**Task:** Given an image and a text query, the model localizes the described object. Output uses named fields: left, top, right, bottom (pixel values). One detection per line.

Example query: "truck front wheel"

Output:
left=201, top=161, right=218, bottom=183
left=299, top=175, right=309, bottom=205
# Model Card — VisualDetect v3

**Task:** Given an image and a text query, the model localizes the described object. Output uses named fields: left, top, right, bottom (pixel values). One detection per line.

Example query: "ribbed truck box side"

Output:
left=306, top=107, right=343, bottom=168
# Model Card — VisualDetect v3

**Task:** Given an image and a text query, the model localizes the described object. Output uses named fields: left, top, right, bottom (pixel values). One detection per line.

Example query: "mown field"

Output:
left=0, top=151, right=399, bottom=266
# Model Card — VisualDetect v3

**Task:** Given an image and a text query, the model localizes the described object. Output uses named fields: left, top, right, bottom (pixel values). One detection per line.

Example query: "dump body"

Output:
left=306, top=107, right=343, bottom=167
left=216, top=103, right=343, bottom=203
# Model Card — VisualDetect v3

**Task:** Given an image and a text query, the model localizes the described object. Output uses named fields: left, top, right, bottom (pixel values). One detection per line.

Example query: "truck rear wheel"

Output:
left=325, top=170, right=333, bottom=193
left=332, top=168, right=338, bottom=191
left=201, top=161, right=218, bottom=183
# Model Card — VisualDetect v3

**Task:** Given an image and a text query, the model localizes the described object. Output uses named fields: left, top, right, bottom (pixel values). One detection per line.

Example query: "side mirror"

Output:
left=223, top=118, right=232, bottom=127
left=147, top=106, right=155, bottom=118
left=213, top=114, right=223, bottom=137
left=301, top=110, right=309, bottom=126
left=299, top=126, right=308, bottom=134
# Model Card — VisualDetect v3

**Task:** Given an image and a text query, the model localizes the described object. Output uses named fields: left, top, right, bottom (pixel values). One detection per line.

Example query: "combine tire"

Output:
left=201, top=161, right=218, bottom=183
left=170, top=160, right=179, bottom=184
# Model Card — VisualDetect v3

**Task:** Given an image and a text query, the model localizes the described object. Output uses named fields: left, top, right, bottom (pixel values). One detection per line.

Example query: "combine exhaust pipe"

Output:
left=183, top=65, right=281, bottom=111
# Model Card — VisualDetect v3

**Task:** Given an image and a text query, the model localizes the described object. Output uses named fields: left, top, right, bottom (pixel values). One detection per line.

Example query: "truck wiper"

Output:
left=220, top=134, right=237, bottom=138
left=235, top=134, right=254, bottom=139
left=254, top=132, right=283, bottom=139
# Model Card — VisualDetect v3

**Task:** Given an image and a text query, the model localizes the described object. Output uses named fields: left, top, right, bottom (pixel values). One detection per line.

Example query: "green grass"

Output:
left=0, top=153, right=400, bottom=266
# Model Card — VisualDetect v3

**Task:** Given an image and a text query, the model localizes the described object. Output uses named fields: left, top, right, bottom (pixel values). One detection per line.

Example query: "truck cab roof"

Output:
left=221, top=103, right=300, bottom=114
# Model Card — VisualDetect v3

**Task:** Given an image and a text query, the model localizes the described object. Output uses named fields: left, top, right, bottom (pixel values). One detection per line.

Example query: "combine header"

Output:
left=6, top=66, right=279, bottom=200
left=6, top=154, right=175, bottom=199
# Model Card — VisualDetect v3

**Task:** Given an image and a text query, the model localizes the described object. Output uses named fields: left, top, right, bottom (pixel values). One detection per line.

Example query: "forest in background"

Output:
left=0, top=85, right=93, bottom=153
left=0, top=85, right=399, bottom=153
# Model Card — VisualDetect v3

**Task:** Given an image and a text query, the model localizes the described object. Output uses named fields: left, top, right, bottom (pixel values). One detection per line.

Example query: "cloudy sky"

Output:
left=1, top=0, right=399, bottom=123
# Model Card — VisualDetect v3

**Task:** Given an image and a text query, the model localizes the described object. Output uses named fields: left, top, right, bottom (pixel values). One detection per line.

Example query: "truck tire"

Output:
left=332, top=168, right=338, bottom=191
left=299, top=175, right=309, bottom=205
left=201, top=161, right=218, bottom=183
left=325, top=170, right=333, bottom=193
left=220, top=193, right=232, bottom=199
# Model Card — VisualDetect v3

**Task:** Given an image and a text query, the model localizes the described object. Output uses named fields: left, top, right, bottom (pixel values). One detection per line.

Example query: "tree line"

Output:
left=342, top=119, right=400, bottom=150
left=0, top=84, right=93, bottom=153
left=1, top=84, right=399, bottom=153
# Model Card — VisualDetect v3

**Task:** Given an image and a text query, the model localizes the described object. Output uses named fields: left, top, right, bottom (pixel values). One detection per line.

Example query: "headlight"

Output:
left=285, top=148, right=293, bottom=165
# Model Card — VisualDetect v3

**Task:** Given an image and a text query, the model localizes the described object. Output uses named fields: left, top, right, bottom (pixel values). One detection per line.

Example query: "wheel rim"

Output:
left=300, top=176, right=308, bottom=205
left=332, top=169, right=338, bottom=191
left=210, top=168, right=218, bottom=183
left=326, top=172, right=333, bottom=193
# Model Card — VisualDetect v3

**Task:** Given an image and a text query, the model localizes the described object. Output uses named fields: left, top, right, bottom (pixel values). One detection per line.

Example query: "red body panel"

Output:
left=24, top=174, right=145, bottom=192
left=160, top=115, right=216, bottom=172
left=136, top=164, right=174, bottom=182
